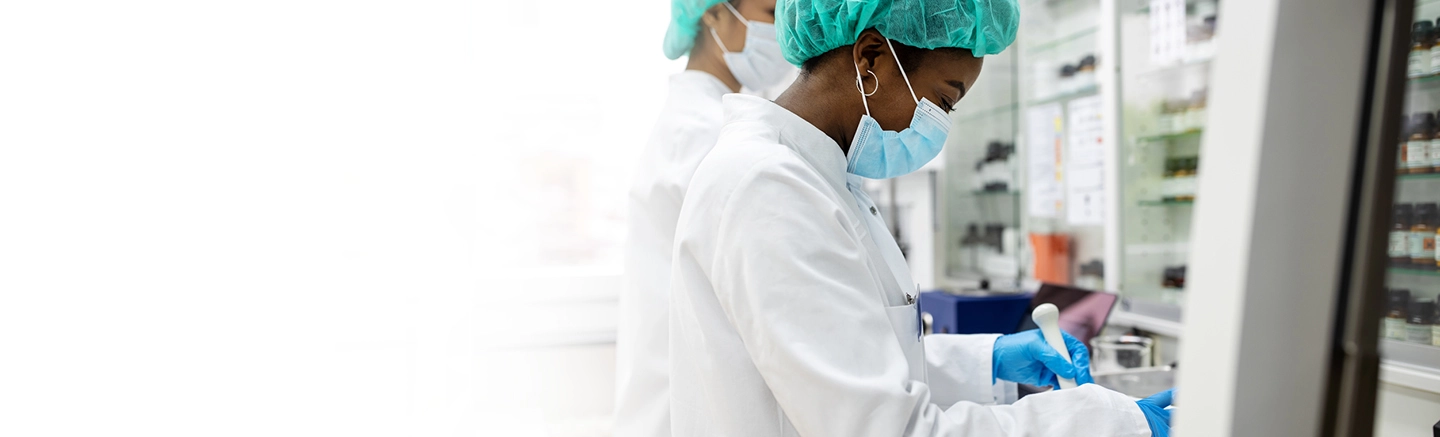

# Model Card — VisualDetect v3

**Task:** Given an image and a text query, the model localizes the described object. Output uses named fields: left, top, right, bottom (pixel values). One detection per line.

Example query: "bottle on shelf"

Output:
left=1386, top=289, right=1411, bottom=341
left=1393, top=204, right=1413, bottom=266
left=1432, top=110, right=1440, bottom=172
left=1075, top=55, right=1097, bottom=91
left=1433, top=295, right=1440, bottom=346
left=1400, top=115, right=1412, bottom=171
left=1411, top=203, right=1436, bottom=268
left=1186, top=90, right=1208, bottom=131
left=1407, top=298, right=1435, bottom=345
left=1407, top=113, right=1433, bottom=174
left=1162, top=265, right=1186, bottom=289
left=1432, top=18, right=1440, bottom=74
left=1059, top=64, right=1077, bottom=96
left=1410, top=20, right=1434, bottom=78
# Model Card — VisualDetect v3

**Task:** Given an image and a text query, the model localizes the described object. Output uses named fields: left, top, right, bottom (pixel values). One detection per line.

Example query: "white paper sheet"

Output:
left=1026, top=104, right=1064, bottom=218
left=1066, top=95, right=1105, bottom=225
left=1148, top=0, right=1186, bottom=66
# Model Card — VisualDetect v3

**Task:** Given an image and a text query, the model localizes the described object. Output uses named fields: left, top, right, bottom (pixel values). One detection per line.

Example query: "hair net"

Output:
left=663, top=0, right=729, bottom=60
left=776, top=0, right=1020, bottom=66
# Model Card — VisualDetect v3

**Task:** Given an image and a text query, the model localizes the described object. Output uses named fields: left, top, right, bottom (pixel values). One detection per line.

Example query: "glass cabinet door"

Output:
left=1376, top=0, right=1440, bottom=394
left=938, top=29, right=1022, bottom=289
left=1115, top=0, right=1219, bottom=314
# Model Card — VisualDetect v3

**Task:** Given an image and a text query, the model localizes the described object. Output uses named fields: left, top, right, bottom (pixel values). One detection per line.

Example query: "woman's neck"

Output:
left=685, top=43, right=742, bottom=93
left=773, top=74, right=859, bottom=155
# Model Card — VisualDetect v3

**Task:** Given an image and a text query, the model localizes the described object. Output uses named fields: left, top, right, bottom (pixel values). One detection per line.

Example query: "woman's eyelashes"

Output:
left=938, top=96, right=957, bottom=112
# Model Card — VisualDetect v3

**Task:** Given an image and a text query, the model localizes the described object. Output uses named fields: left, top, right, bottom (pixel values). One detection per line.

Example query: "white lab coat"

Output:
left=614, top=71, right=733, bottom=437
left=668, top=94, right=1152, bottom=437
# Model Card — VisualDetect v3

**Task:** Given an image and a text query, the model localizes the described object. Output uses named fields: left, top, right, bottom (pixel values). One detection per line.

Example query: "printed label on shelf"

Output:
left=1407, top=141, right=1429, bottom=168
left=1409, top=232, right=1434, bottom=259
left=1392, top=231, right=1411, bottom=257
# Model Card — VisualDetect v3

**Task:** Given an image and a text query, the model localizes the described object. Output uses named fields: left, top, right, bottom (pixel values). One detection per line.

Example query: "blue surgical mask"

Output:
left=847, top=37, right=952, bottom=180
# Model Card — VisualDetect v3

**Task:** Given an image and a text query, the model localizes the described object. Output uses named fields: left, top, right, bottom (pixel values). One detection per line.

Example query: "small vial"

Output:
left=1393, top=204, right=1413, bottom=266
left=1386, top=289, right=1411, bottom=340
left=1407, top=298, right=1435, bottom=345
left=1433, top=296, right=1440, bottom=346
left=1410, top=21, right=1434, bottom=78
left=1432, top=17, right=1440, bottom=74
left=1411, top=203, right=1437, bottom=267
left=1401, top=116, right=1412, bottom=170
left=1431, top=110, right=1440, bottom=171
left=1408, top=113, right=1434, bottom=173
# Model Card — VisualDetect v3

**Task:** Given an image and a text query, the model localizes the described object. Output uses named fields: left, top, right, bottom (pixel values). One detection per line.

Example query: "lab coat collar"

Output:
left=672, top=70, right=731, bottom=97
left=721, top=94, right=849, bottom=195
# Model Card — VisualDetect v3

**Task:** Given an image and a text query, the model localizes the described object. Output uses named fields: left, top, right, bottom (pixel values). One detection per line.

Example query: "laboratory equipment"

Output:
left=1032, top=303, right=1078, bottom=389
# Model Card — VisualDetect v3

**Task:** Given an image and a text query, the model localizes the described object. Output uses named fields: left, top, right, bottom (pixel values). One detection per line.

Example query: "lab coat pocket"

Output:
left=884, top=302, right=927, bottom=382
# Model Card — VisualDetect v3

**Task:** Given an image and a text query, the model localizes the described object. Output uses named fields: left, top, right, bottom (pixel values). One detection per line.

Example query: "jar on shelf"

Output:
left=1407, top=113, right=1433, bottom=173
left=1076, top=55, right=1097, bottom=91
left=1431, top=110, right=1440, bottom=172
left=1386, top=289, right=1411, bottom=341
left=1410, top=20, right=1434, bottom=78
left=1400, top=114, right=1413, bottom=171
left=1412, top=203, right=1437, bottom=268
left=1393, top=203, right=1413, bottom=265
left=1059, top=64, right=1077, bottom=96
left=1431, top=17, right=1440, bottom=74
left=1407, top=298, right=1435, bottom=345
left=1186, top=90, right=1208, bottom=131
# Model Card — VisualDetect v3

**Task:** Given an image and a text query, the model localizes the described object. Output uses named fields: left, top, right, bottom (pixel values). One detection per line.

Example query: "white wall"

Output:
left=1374, top=382, right=1440, bottom=436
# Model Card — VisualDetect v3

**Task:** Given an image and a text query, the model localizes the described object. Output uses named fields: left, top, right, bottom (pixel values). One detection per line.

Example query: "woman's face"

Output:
left=854, top=30, right=984, bottom=132
left=707, top=0, right=778, bottom=55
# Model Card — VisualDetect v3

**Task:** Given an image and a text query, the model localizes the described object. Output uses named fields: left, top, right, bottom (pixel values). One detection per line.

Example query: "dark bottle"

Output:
left=1412, top=203, right=1437, bottom=267
left=1408, top=113, right=1435, bottom=173
left=1392, top=204, right=1413, bottom=265
left=1407, top=299, right=1436, bottom=344
left=1386, top=289, right=1411, bottom=340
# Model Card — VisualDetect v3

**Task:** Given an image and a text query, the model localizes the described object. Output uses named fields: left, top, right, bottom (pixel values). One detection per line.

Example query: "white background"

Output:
left=0, top=1, right=675, bottom=435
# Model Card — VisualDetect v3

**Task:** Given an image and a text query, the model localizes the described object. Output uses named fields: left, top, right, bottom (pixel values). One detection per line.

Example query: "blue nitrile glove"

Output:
left=991, top=329, right=1094, bottom=387
left=1136, top=389, right=1174, bottom=437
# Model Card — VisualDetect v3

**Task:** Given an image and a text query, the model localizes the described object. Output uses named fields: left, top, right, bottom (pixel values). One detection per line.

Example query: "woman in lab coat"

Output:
left=614, top=1, right=795, bottom=436
left=666, top=0, right=1173, bottom=435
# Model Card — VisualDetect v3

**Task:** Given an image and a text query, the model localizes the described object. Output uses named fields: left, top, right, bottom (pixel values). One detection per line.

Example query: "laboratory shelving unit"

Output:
left=1372, top=0, right=1440, bottom=397
left=935, top=41, right=1023, bottom=290
left=1112, top=0, right=1217, bottom=319
left=1015, top=0, right=1109, bottom=289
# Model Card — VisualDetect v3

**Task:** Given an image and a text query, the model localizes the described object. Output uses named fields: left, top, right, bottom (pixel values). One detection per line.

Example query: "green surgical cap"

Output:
left=775, top=0, right=1020, bottom=66
left=663, top=0, right=728, bottom=60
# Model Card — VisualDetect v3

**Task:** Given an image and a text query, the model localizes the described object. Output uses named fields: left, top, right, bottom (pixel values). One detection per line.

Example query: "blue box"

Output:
left=919, top=291, right=1034, bottom=335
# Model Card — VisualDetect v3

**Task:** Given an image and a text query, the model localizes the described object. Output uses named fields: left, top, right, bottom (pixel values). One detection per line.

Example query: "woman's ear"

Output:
left=851, top=29, right=889, bottom=80
left=699, top=3, right=726, bottom=32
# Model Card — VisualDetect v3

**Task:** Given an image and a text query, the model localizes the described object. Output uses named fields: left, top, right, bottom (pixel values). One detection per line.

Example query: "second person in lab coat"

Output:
left=667, top=0, right=1172, bottom=435
left=613, top=1, right=795, bottom=436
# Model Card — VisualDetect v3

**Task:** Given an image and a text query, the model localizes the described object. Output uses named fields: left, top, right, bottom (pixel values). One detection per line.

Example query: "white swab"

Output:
left=1031, top=303, right=1077, bottom=389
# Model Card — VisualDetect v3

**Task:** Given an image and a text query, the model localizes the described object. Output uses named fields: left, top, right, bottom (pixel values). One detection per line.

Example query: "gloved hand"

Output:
left=991, top=329, right=1094, bottom=387
left=1136, top=389, right=1174, bottom=437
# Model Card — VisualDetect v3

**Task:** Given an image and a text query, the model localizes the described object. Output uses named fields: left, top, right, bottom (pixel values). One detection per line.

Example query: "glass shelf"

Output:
left=954, top=190, right=1022, bottom=200
left=1133, top=57, right=1213, bottom=80
left=1398, top=172, right=1440, bottom=181
left=1135, top=129, right=1204, bottom=142
left=1407, top=72, right=1440, bottom=86
left=1026, top=85, right=1099, bottom=107
left=1025, top=26, right=1099, bottom=54
left=1138, top=199, right=1195, bottom=207
left=1388, top=266, right=1440, bottom=277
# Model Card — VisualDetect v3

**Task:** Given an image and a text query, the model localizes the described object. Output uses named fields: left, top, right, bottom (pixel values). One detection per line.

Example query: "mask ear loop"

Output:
left=883, top=36, right=920, bottom=104
left=709, top=28, right=732, bottom=53
left=854, top=62, right=878, bottom=115
left=721, top=2, right=750, bottom=28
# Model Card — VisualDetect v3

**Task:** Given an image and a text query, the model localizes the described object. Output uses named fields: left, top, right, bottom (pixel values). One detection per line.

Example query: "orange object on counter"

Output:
left=1029, top=233, right=1071, bottom=285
